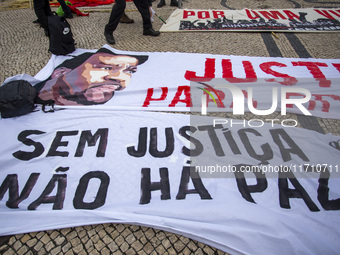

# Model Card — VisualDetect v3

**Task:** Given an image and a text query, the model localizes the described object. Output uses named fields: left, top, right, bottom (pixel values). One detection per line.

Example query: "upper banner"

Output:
left=2, top=46, right=340, bottom=119
left=160, top=8, right=340, bottom=32
left=0, top=110, right=340, bottom=254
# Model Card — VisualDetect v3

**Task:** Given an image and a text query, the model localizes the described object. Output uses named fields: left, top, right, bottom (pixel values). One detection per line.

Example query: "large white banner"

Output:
left=2, top=46, right=340, bottom=119
left=0, top=109, right=340, bottom=254
left=160, top=8, right=340, bottom=32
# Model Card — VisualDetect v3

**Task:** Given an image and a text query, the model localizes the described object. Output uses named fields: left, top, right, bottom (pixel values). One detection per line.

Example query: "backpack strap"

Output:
left=41, top=100, right=55, bottom=113
left=34, top=97, right=55, bottom=113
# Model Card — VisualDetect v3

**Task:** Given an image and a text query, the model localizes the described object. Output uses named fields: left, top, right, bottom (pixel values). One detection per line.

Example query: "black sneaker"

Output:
left=143, top=28, right=160, bottom=36
left=104, top=31, right=115, bottom=44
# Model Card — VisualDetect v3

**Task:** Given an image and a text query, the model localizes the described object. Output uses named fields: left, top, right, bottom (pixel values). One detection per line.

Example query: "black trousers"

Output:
left=33, top=0, right=52, bottom=31
left=105, top=0, right=152, bottom=33
left=57, top=0, right=72, bottom=16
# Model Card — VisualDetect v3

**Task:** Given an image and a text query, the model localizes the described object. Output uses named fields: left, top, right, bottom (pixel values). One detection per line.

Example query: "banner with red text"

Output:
left=0, top=110, right=340, bottom=255
left=160, top=8, right=340, bottom=32
left=2, top=45, right=340, bottom=119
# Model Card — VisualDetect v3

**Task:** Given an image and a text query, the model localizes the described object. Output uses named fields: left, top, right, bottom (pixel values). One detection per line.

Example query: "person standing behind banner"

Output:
left=33, top=0, right=52, bottom=36
left=57, top=0, right=73, bottom=19
left=157, top=0, right=178, bottom=8
left=33, top=0, right=73, bottom=36
left=104, top=0, right=160, bottom=45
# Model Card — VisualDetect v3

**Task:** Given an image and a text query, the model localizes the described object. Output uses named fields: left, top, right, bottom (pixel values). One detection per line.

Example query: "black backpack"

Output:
left=48, top=13, right=76, bottom=55
left=0, top=80, right=37, bottom=118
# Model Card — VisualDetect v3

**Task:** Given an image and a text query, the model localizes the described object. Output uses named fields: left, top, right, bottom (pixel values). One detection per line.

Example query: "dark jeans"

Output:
left=33, top=0, right=52, bottom=30
left=57, top=0, right=72, bottom=15
left=105, top=0, right=152, bottom=33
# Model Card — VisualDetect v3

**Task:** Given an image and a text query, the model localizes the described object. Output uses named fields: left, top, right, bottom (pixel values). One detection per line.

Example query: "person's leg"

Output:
left=105, top=0, right=126, bottom=33
left=33, top=0, right=42, bottom=24
left=132, top=0, right=152, bottom=30
left=133, top=0, right=160, bottom=35
left=33, top=0, right=50, bottom=35
left=57, top=0, right=73, bottom=18
left=133, top=0, right=160, bottom=36
left=43, top=0, right=52, bottom=16
left=104, top=0, right=126, bottom=44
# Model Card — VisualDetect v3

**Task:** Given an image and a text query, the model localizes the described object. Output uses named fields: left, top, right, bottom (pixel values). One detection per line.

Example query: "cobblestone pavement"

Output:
left=0, top=0, right=340, bottom=254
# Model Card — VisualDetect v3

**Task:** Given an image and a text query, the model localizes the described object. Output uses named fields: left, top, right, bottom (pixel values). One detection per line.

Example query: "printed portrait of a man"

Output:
left=35, top=48, right=149, bottom=106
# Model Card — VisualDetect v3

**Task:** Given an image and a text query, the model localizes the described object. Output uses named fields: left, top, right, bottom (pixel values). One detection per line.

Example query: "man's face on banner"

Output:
left=71, top=54, right=138, bottom=103
left=39, top=53, right=140, bottom=105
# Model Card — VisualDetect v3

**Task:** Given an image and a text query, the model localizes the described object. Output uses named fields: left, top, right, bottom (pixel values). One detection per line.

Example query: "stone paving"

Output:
left=0, top=0, right=339, bottom=254
left=1, top=224, right=227, bottom=255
